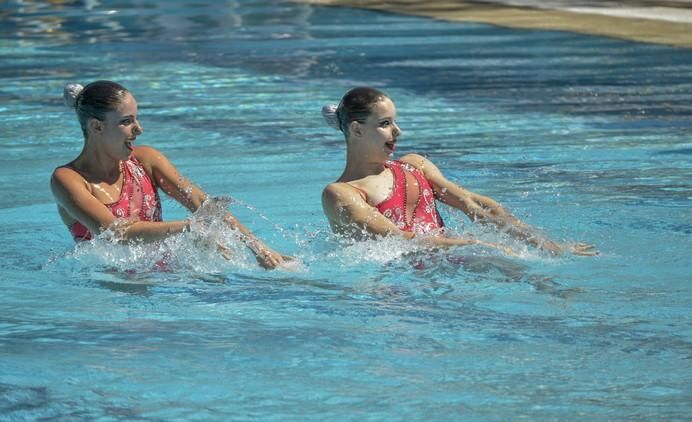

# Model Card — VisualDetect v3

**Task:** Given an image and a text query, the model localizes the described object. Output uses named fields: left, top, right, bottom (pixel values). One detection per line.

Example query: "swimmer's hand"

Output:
left=254, top=245, right=293, bottom=270
left=539, top=239, right=598, bottom=256
left=217, top=241, right=293, bottom=269
left=568, top=242, right=599, bottom=256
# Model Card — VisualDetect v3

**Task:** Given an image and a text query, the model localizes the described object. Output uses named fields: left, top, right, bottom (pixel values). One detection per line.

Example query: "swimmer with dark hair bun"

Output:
left=321, top=87, right=597, bottom=256
left=52, top=80, right=290, bottom=269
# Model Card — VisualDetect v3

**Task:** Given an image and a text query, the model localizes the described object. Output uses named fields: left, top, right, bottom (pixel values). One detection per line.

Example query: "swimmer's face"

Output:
left=352, top=97, right=400, bottom=159
left=99, top=92, right=142, bottom=160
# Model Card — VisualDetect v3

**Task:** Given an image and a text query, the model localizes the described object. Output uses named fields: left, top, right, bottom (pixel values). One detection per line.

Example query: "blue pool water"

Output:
left=1, top=0, right=691, bottom=419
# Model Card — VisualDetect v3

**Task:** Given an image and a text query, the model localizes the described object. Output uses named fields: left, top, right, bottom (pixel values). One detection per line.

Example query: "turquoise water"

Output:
left=1, top=0, right=691, bottom=419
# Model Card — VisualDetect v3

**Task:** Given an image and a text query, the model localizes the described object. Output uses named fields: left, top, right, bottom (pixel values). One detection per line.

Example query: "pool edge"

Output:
left=292, top=0, right=692, bottom=49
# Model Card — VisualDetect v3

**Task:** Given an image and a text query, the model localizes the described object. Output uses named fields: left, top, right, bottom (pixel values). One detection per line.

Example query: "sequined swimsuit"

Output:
left=367, top=160, right=444, bottom=234
left=68, top=157, right=162, bottom=241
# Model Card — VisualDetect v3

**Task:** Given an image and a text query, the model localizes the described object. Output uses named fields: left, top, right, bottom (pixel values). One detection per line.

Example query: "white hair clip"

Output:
left=63, top=83, right=84, bottom=108
left=321, top=103, right=341, bottom=131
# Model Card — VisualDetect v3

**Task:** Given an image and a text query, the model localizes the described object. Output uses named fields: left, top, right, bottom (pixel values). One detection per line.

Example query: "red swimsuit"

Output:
left=372, top=160, right=444, bottom=234
left=68, top=157, right=162, bottom=241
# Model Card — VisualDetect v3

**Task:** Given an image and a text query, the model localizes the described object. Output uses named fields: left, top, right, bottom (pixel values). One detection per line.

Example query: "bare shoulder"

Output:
left=132, top=145, right=165, bottom=162
left=399, top=153, right=432, bottom=169
left=322, top=181, right=368, bottom=210
left=322, top=182, right=355, bottom=204
left=51, top=165, right=73, bottom=180
left=132, top=145, right=174, bottom=178
left=50, top=165, right=91, bottom=206
left=51, top=165, right=83, bottom=190
left=400, top=153, right=440, bottom=173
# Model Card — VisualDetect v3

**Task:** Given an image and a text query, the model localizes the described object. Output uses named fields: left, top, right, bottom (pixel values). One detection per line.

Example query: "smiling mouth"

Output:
left=385, top=139, right=396, bottom=151
left=125, top=139, right=135, bottom=151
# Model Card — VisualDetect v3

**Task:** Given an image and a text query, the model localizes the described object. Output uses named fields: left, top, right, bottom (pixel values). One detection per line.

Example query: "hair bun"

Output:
left=63, top=83, right=84, bottom=108
left=321, top=103, right=341, bottom=131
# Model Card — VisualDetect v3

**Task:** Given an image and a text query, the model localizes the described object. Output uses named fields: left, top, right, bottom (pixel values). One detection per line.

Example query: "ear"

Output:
left=87, top=118, right=103, bottom=135
left=349, top=121, right=362, bottom=137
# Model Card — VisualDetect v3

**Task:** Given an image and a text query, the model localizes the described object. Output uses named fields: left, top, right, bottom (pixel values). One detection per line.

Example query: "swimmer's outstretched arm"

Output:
left=321, top=182, right=514, bottom=254
left=401, top=154, right=597, bottom=256
left=139, top=146, right=290, bottom=269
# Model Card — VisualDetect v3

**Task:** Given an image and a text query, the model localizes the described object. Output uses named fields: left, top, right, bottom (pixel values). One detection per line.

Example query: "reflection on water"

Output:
left=3, top=0, right=317, bottom=48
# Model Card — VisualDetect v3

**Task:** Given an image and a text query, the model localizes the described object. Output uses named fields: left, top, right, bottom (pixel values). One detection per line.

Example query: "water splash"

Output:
left=66, top=196, right=264, bottom=274
left=57, top=193, right=562, bottom=282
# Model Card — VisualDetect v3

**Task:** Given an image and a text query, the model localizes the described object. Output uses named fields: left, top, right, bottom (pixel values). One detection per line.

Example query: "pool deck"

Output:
left=294, top=0, right=692, bottom=48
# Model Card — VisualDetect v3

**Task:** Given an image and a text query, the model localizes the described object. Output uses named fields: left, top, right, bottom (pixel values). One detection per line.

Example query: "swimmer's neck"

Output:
left=71, top=144, right=122, bottom=182
left=338, top=158, right=387, bottom=182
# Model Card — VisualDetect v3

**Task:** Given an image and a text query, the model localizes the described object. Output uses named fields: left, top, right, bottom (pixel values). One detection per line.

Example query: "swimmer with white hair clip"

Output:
left=321, top=87, right=597, bottom=256
left=52, top=80, right=291, bottom=269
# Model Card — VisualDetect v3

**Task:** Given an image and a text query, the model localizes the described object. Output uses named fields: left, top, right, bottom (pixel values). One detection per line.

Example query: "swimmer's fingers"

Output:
left=254, top=247, right=286, bottom=270
left=570, top=242, right=599, bottom=256
left=216, top=240, right=292, bottom=265
left=255, top=257, right=275, bottom=269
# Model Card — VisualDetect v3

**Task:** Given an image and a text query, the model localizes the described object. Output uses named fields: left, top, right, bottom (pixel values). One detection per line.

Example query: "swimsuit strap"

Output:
left=387, top=161, right=410, bottom=223
left=383, top=160, right=406, bottom=204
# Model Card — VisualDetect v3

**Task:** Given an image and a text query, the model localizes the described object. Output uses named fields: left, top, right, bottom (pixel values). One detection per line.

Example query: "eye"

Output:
left=121, top=118, right=132, bottom=125
left=380, top=120, right=391, bottom=127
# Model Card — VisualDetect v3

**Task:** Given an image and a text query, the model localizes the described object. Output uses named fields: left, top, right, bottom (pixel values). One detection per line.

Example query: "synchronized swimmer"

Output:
left=51, top=80, right=290, bottom=269
left=320, top=87, right=597, bottom=256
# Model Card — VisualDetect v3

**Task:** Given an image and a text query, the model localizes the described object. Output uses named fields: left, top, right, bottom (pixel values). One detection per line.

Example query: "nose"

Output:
left=393, top=121, right=401, bottom=136
left=134, top=119, right=143, bottom=135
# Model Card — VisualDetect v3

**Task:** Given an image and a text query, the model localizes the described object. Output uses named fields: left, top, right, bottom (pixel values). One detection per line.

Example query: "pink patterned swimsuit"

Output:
left=68, top=157, right=162, bottom=241
left=372, top=160, right=444, bottom=234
